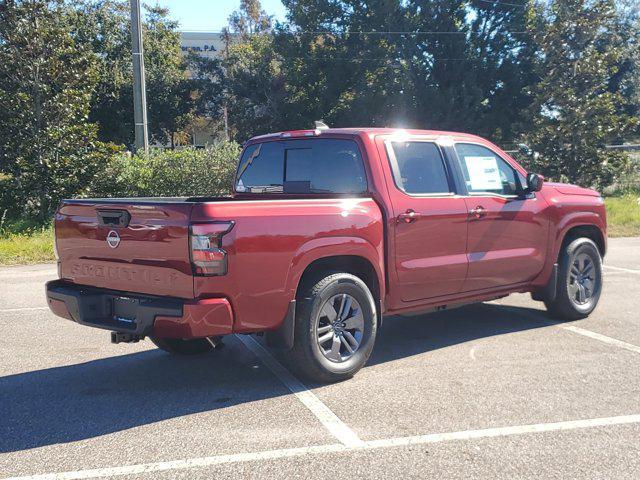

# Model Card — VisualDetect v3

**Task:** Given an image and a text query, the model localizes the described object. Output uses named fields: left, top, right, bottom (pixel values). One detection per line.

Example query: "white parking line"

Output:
left=502, top=306, right=640, bottom=355
left=235, top=334, right=364, bottom=447
left=5, top=413, right=640, bottom=480
left=604, top=265, right=640, bottom=275
left=561, top=325, right=640, bottom=354
left=0, top=306, right=48, bottom=313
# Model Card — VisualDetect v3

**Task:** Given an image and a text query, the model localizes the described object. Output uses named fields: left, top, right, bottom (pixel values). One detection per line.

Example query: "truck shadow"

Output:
left=368, top=302, right=555, bottom=367
left=0, top=338, right=288, bottom=453
left=0, top=302, right=556, bottom=453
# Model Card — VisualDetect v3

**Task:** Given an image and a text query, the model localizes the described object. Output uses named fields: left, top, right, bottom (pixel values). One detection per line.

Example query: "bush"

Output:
left=612, top=151, right=640, bottom=195
left=89, top=142, right=241, bottom=198
left=0, top=141, right=123, bottom=222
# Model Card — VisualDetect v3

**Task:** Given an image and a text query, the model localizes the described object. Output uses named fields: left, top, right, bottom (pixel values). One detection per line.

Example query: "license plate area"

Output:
left=112, top=296, right=139, bottom=328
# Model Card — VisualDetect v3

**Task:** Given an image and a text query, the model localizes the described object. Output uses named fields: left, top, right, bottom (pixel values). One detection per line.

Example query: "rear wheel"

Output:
left=150, top=336, right=222, bottom=355
left=285, top=272, right=378, bottom=383
left=545, top=237, right=603, bottom=320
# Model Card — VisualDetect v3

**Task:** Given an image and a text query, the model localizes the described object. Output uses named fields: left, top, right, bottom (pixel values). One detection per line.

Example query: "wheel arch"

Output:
left=285, top=236, right=385, bottom=308
left=267, top=240, right=385, bottom=351
left=296, top=255, right=381, bottom=311
left=558, top=224, right=606, bottom=260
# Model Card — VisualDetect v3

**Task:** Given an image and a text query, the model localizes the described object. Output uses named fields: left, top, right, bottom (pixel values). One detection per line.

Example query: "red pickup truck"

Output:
left=46, top=128, right=606, bottom=382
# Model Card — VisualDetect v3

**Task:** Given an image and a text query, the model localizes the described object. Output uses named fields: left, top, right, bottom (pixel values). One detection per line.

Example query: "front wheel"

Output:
left=285, top=272, right=378, bottom=383
left=545, top=237, right=603, bottom=320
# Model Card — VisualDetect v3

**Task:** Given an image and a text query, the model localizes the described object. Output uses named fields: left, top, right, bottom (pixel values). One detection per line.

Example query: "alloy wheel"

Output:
left=315, top=293, right=365, bottom=363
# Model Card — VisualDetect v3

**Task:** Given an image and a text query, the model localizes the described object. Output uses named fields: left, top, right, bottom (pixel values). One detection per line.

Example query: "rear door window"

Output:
left=236, top=139, right=367, bottom=194
left=388, top=141, right=452, bottom=194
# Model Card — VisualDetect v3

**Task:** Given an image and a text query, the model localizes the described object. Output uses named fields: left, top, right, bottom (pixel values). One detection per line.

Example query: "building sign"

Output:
left=179, top=32, right=225, bottom=59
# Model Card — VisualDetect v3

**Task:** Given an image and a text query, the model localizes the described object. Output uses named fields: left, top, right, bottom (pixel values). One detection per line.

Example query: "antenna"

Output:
left=314, top=120, right=330, bottom=130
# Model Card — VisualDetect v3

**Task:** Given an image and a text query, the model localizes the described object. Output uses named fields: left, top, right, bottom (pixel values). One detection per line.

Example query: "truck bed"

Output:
left=54, top=196, right=385, bottom=331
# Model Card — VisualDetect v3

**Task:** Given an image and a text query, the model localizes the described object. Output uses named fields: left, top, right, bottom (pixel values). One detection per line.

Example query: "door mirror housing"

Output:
left=526, top=173, right=544, bottom=192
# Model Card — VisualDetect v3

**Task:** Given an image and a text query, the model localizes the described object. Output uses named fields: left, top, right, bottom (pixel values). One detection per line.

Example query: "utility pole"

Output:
left=130, top=0, right=149, bottom=152
left=223, top=106, right=229, bottom=141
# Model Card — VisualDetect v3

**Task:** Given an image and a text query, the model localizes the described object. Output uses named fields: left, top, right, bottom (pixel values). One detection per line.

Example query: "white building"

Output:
left=180, top=31, right=226, bottom=60
left=179, top=32, right=227, bottom=146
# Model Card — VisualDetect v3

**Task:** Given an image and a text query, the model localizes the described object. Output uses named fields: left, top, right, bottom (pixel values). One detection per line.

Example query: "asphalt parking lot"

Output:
left=1, top=237, right=639, bottom=479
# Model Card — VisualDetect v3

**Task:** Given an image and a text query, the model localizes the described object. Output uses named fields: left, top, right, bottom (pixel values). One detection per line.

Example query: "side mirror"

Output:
left=526, top=173, right=544, bottom=192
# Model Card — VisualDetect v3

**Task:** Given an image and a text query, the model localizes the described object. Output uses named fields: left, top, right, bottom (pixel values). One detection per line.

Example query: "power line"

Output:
left=180, top=29, right=532, bottom=36
left=476, top=0, right=529, bottom=7
left=289, top=30, right=531, bottom=36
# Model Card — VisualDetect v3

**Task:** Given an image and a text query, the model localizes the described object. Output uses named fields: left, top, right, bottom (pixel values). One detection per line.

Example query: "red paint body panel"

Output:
left=49, top=128, right=607, bottom=338
left=154, top=298, right=234, bottom=338
left=462, top=194, right=549, bottom=291
left=56, top=201, right=194, bottom=298
left=190, top=198, right=384, bottom=332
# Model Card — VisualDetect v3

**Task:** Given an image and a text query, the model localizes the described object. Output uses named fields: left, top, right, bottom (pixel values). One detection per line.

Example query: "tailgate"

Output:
left=56, top=199, right=195, bottom=298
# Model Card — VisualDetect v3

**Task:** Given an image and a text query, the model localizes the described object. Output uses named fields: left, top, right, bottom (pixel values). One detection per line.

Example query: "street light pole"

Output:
left=130, top=0, right=149, bottom=152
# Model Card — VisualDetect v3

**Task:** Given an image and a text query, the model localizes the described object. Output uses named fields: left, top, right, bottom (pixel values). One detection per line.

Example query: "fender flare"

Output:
left=284, top=236, right=385, bottom=301
left=266, top=236, right=385, bottom=351
left=553, top=212, right=606, bottom=260
left=533, top=212, right=606, bottom=289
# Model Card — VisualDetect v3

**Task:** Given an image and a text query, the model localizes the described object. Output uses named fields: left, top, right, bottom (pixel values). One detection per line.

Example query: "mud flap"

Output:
left=531, top=263, right=558, bottom=303
left=265, top=300, right=296, bottom=350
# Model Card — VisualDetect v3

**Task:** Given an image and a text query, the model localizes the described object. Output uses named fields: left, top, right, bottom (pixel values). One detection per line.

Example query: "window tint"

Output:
left=236, top=142, right=284, bottom=193
left=236, top=139, right=366, bottom=194
left=390, top=142, right=451, bottom=194
left=454, top=143, right=520, bottom=196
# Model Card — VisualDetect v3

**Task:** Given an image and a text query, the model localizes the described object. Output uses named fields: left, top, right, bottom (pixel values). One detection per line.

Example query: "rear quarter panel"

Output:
left=191, top=198, right=384, bottom=332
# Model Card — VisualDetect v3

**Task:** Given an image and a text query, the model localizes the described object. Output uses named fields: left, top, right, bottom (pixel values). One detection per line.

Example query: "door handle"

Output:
left=397, top=209, right=421, bottom=224
left=469, top=205, right=486, bottom=219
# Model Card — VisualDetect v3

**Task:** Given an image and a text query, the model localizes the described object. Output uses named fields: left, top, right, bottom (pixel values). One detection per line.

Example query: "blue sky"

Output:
left=154, top=0, right=286, bottom=32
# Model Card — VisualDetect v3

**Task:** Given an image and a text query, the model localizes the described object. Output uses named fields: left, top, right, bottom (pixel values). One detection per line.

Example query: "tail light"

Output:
left=189, top=222, right=235, bottom=276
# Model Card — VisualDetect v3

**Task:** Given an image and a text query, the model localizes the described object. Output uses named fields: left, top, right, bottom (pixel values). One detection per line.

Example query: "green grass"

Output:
left=0, top=226, right=55, bottom=265
left=605, top=195, right=640, bottom=237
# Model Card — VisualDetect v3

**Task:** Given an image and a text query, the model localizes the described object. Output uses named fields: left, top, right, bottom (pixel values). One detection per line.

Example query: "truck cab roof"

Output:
left=247, top=127, right=489, bottom=143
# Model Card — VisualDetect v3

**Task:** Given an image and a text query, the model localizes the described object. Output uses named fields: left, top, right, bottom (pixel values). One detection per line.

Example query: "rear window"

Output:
left=236, top=139, right=367, bottom=194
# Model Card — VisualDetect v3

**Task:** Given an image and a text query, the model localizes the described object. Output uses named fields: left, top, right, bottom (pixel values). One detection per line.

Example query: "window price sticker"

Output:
left=464, top=156, right=501, bottom=191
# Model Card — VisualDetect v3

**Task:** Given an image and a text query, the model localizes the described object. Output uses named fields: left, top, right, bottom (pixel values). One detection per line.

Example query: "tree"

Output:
left=523, top=0, right=638, bottom=188
left=406, top=0, right=537, bottom=141
left=73, top=1, right=222, bottom=147
left=71, top=0, right=133, bottom=146
left=275, top=0, right=409, bottom=129
left=0, top=0, right=118, bottom=221
left=224, top=34, right=288, bottom=139
left=221, top=0, right=284, bottom=140
left=143, top=5, right=194, bottom=147
left=225, top=0, right=537, bottom=142
left=185, top=52, right=226, bottom=142
left=612, top=1, right=639, bottom=138
left=222, top=0, right=272, bottom=46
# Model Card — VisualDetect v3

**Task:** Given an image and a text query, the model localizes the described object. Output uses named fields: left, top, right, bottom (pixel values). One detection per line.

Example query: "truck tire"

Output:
left=545, top=238, right=603, bottom=320
left=286, top=272, right=378, bottom=383
left=150, top=336, right=221, bottom=355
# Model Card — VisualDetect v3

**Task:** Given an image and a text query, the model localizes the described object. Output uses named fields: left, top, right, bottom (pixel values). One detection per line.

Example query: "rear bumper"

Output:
left=45, top=280, right=233, bottom=338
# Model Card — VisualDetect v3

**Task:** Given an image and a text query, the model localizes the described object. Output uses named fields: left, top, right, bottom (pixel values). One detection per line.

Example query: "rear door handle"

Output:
left=397, top=209, right=421, bottom=224
left=469, top=206, right=486, bottom=219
